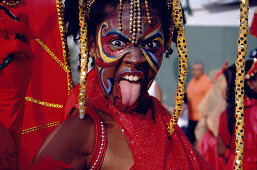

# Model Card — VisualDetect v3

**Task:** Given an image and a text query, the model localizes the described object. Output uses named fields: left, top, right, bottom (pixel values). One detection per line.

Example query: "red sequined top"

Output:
left=33, top=69, right=211, bottom=169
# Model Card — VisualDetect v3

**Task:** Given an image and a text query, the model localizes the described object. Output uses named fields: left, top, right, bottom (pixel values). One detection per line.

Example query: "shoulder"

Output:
left=33, top=110, right=96, bottom=166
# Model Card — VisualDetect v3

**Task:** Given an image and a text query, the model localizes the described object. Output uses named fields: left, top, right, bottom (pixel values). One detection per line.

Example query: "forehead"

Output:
left=99, top=3, right=163, bottom=38
left=192, top=64, right=203, bottom=69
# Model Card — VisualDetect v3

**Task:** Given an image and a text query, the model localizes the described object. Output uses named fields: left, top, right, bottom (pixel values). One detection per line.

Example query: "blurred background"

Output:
left=157, top=0, right=257, bottom=106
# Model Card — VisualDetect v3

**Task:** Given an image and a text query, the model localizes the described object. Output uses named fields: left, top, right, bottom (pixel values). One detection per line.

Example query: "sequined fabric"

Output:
left=85, top=69, right=211, bottom=169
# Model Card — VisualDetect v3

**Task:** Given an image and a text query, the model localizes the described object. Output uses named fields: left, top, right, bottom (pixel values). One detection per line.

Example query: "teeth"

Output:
left=123, top=75, right=140, bottom=81
left=133, top=75, right=140, bottom=81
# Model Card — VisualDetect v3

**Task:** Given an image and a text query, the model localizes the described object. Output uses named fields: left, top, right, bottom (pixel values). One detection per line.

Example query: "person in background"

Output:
left=186, top=61, right=212, bottom=145
left=217, top=60, right=257, bottom=170
left=196, top=64, right=228, bottom=170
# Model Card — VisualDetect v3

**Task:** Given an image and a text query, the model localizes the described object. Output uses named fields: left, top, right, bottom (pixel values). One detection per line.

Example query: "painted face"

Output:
left=92, top=4, right=165, bottom=111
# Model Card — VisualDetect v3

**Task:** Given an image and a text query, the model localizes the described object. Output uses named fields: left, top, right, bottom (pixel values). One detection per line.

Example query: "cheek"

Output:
left=142, top=48, right=164, bottom=73
left=95, top=66, right=116, bottom=96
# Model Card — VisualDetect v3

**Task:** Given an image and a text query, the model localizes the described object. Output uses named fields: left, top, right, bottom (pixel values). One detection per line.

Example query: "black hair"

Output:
left=223, top=60, right=257, bottom=137
left=64, top=0, right=186, bottom=52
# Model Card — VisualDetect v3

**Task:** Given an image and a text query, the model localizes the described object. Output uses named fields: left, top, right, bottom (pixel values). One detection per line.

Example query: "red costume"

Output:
left=0, top=1, right=71, bottom=168
left=33, top=69, right=211, bottom=169
left=218, top=97, right=257, bottom=170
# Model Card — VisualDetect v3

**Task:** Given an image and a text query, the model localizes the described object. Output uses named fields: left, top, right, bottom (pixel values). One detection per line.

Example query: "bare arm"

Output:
left=33, top=111, right=95, bottom=169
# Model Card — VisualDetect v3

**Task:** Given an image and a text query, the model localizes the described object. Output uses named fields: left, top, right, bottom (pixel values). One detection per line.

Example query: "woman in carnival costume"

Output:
left=32, top=0, right=211, bottom=169
left=217, top=59, right=257, bottom=170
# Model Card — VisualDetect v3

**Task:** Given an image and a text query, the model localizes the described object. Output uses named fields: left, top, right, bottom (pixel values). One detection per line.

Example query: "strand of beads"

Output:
left=167, top=0, right=188, bottom=135
left=234, top=0, right=249, bottom=169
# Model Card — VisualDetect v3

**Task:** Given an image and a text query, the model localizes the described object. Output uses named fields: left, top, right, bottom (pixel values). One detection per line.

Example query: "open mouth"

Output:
left=117, top=71, right=144, bottom=107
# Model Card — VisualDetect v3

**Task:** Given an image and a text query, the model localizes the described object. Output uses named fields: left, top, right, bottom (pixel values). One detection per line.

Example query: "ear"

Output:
left=89, top=42, right=97, bottom=59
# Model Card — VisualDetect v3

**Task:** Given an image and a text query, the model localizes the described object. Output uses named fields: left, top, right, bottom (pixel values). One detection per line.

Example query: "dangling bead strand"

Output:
left=132, top=0, right=138, bottom=44
left=145, top=0, right=151, bottom=25
left=137, top=0, right=142, bottom=34
left=118, top=0, right=123, bottom=31
left=129, top=0, right=133, bottom=34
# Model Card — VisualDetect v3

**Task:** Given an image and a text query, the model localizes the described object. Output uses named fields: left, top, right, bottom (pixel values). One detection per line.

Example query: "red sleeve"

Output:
left=218, top=111, right=231, bottom=146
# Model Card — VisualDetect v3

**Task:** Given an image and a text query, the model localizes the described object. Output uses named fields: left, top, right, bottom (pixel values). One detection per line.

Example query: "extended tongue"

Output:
left=119, top=80, right=141, bottom=107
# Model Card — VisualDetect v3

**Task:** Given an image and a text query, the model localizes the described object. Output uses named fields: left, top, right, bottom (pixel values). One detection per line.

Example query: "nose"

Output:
left=122, top=46, right=147, bottom=67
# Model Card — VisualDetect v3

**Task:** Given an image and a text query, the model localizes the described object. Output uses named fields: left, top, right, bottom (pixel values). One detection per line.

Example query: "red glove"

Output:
left=0, top=10, right=36, bottom=143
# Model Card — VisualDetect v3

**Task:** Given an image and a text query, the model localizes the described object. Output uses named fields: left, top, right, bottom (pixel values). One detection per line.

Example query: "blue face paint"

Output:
left=100, top=68, right=113, bottom=95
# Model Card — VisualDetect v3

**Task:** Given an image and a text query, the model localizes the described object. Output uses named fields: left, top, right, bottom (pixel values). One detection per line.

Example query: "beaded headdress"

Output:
left=77, top=0, right=249, bottom=169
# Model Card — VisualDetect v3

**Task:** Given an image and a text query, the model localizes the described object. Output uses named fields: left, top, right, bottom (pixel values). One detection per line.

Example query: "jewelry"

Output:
left=145, top=0, right=151, bottom=25
left=132, top=0, right=137, bottom=44
left=137, top=0, right=142, bottom=33
left=118, top=0, right=123, bottom=31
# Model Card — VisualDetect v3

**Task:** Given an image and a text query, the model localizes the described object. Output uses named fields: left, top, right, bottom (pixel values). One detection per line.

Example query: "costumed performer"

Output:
left=196, top=62, right=228, bottom=170
left=217, top=60, right=257, bottom=170
left=32, top=0, right=211, bottom=169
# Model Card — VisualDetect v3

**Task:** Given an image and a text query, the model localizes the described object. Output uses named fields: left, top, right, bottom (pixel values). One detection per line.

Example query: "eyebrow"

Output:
left=104, top=30, right=131, bottom=42
left=141, top=32, right=163, bottom=44
left=103, top=29, right=163, bottom=45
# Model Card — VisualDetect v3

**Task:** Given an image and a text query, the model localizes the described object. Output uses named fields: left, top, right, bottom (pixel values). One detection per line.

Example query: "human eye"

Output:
left=109, top=39, right=126, bottom=50
left=142, top=41, right=160, bottom=51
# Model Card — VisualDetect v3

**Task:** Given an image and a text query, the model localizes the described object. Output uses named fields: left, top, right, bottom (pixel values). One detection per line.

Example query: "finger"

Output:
left=0, top=39, right=32, bottom=60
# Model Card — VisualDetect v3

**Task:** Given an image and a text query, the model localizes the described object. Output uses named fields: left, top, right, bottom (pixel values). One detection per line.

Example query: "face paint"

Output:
left=139, top=31, right=163, bottom=73
left=93, top=4, right=165, bottom=112
left=97, top=22, right=131, bottom=66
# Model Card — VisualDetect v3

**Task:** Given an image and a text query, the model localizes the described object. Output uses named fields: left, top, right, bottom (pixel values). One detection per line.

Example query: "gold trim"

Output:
left=168, top=0, right=188, bottom=135
left=35, top=38, right=68, bottom=73
left=234, top=0, right=249, bottom=169
left=25, top=97, right=63, bottom=108
left=21, top=121, right=60, bottom=135
left=2, top=0, right=20, bottom=6
left=56, top=0, right=74, bottom=93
